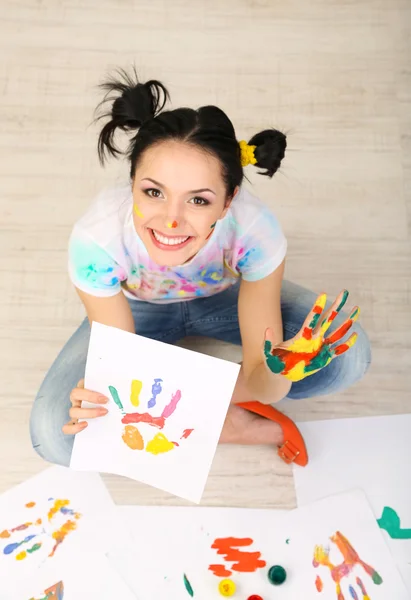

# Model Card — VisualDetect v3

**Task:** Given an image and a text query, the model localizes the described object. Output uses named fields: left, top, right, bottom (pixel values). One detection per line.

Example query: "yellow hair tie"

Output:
left=239, top=140, right=257, bottom=167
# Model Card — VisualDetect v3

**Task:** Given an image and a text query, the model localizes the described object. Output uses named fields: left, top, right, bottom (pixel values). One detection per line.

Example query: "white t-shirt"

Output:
left=68, top=184, right=287, bottom=303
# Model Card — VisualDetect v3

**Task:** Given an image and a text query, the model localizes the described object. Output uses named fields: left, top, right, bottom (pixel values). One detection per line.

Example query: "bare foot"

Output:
left=219, top=404, right=284, bottom=446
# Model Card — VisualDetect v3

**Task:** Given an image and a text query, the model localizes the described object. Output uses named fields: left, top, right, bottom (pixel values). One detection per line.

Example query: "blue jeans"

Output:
left=30, top=280, right=371, bottom=467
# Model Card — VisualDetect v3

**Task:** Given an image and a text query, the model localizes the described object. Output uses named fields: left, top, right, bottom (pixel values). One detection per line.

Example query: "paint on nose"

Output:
left=167, top=220, right=178, bottom=229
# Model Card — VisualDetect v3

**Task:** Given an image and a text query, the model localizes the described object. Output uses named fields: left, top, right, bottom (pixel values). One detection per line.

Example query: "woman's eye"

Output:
left=189, top=196, right=209, bottom=206
left=145, top=188, right=162, bottom=199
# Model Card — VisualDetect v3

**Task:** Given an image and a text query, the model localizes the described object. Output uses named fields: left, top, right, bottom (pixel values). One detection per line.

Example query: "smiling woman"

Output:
left=29, top=67, right=371, bottom=470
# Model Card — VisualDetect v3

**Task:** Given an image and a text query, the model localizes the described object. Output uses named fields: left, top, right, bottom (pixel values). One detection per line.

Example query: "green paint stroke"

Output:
left=27, top=543, right=42, bottom=554
left=350, top=307, right=359, bottom=320
left=210, top=222, right=216, bottom=229
left=304, top=345, right=333, bottom=373
left=264, top=341, right=285, bottom=374
left=308, top=312, right=321, bottom=329
left=336, top=289, right=349, bottom=313
left=377, top=506, right=411, bottom=539
left=108, top=385, right=124, bottom=413
left=183, top=573, right=194, bottom=597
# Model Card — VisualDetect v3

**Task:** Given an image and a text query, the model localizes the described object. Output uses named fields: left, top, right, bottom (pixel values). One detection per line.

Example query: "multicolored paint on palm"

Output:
left=264, top=290, right=360, bottom=382
left=313, top=531, right=383, bottom=599
left=377, top=506, right=411, bottom=539
left=209, top=537, right=266, bottom=577
left=29, top=581, right=64, bottom=600
left=109, top=381, right=193, bottom=455
left=1, top=499, right=81, bottom=562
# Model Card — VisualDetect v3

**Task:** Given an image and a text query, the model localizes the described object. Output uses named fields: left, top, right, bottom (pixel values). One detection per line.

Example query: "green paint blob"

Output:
left=183, top=573, right=194, bottom=597
left=264, top=341, right=285, bottom=374
left=350, top=307, right=359, bottom=320
left=336, top=289, right=349, bottom=313
left=372, top=571, right=383, bottom=585
left=304, top=346, right=333, bottom=373
left=27, top=543, right=42, bottom=553
left=308, top=312, right=321, bottom=329
left=377, top=506, right=411, bottom=540
left=285, top=538, right=290, bottom=544
left=210, top=222, right=216, bottom=229
left=108, top=385, right=124, bottom=412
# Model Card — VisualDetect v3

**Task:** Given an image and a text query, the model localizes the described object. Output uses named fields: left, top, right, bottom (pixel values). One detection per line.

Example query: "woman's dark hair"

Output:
left=96, top=68, right=286, bottom=195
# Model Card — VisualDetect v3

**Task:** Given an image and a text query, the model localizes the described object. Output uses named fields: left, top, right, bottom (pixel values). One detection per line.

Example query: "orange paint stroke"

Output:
left=25, top=502, right=36, bottom=508
left=208, top=564, right=232, bottom=577
left=122, top=425, right=144, bottom=450
left=48, top=500, right=69, bottom=522
left=49, top=520, right=78, bottom=557
left=209, top=537, right=266, bottom=576
left=122, top=412, right=165, bottom=429
left=181, top=428, right=194, bottom=439
left=315, top=575, right=323, bottom=592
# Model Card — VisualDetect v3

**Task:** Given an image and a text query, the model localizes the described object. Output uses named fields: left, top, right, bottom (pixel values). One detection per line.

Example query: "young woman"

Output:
left=30, top=69, right=371, bottom=469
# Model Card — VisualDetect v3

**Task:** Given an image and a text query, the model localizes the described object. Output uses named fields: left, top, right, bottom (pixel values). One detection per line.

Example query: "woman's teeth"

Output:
left=152, top=229, right=190, bottom=246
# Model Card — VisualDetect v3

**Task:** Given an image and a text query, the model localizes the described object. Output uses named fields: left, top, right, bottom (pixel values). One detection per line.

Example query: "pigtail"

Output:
left=95, top=67, right=170, bottom=164
left=248, top=128, right=287, bottom=178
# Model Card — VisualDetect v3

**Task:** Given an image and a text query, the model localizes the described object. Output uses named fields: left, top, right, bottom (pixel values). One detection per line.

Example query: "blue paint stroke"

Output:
left=3, top=534, right=37, bottom=555
left=349, top=584, right=359, bottom=599
left=148, top=378, right=163, bottom=408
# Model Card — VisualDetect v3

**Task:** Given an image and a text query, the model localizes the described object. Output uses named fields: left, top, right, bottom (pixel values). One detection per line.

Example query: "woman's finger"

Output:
left=300, top=293, right=327, bottom=335
left=62, top=421, right=88, bottom=435
left=324, top=307, right=360, bottom=346
left=332, top=331, right=359, bottom=356
left=69, top=406, right=108, bottom=420
left=70, top=387, right=108, bottom=406
left=315, top=289, right=349, bottom=336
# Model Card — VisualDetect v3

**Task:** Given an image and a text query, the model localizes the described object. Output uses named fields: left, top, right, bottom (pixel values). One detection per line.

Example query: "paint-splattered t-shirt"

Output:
left=68, top=184, right=287, bottom=303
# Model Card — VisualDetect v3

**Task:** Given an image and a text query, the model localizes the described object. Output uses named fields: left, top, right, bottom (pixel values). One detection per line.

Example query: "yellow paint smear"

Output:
left=146, top=433, right=175, bottom=455
left=48, top=499, right=69, bottom=522
left=134, top=204, right=144, bottom=218
left=130, top=379, right=143, bottom=407
left=287, top=335, right=323, bottom=354
left=16, top=551, right=26, bottom=561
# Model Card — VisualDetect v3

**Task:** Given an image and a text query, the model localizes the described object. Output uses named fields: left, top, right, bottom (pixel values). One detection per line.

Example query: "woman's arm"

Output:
left=76, top=288, right=135, bottom=333
left=236, top=260, right=292, bottom=404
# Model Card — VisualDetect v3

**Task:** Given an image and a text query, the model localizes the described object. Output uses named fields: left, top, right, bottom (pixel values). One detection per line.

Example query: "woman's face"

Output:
left=132, top=140, right=237, bottom=267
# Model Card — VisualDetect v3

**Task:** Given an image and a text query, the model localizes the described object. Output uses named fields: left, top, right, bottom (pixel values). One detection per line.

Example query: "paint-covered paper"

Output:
left=292, top=414, right=411, bottom=563
left=0, top=466, right=128, bottom=597
left=8, top=553, right=137, bottom=600
left=112, top=492, right=409, bottom=599
left=70, top=322, right=240, bottom=503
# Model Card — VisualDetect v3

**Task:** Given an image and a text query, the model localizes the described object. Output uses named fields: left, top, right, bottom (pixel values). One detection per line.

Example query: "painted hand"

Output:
left=264, top=290, right=360, bottom=382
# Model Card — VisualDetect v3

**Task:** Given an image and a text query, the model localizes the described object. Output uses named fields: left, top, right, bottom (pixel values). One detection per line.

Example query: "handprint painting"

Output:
left=108, top=377, right=194, bottom=455
left=71, top=323, right=241, bottom=502
left=313, top=531, right=383, bottom=599
left=0, top=499, right=81, bottom=563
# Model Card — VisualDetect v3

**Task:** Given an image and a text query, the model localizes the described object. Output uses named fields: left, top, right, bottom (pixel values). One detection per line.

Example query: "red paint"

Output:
left=209, top=537, right=266, bottom=576
left=209, top=564, right=232, bottom=577
left=121, top=412, right=165, bottom=429
left=315, top=575, right=323, bottom=592
left=334, top=343, right=349, bottom=356
left=313, top=304, right=323, bottom=314
left=302, top=327, right=313, bottom=340
left=247, top=596, right=263, bottom=600
left=325, top=319, right=353, bottom=345
left=170, top=220, right=178, bottom=228
left=328, top=310, right=338, bottom=323
left=181, top=428, right=194, bottom=439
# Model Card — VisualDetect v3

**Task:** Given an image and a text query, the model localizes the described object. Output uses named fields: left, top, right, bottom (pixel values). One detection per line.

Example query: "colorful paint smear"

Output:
left=1, top=499, right=81, bottom=562
left=111, top=379, right=193, bottom=454
left=29, top=580, right=64, bottom=600
left=209, top=537, right=266, bottom=576
left=146, top=433, right=176, bottom=455
left=167, top=220, right=178, bottom=229
left=148, top=378, right=163, bottom=409
left=315, top=575, right=323, bottom=592
left=25, top=502, right=36, bottom=508
left=122, top=425, right=144, bottom=450
left=130, top=379, right=143, bottom=407
left=183, top=573, right=194, bottom=597
left=134, top=204, right=144, bottom=218
left=264, top=291, right=359, bottom=382
left=313, top=531, right=382, bottom=599
left=377, top=506, right=411, bottom=539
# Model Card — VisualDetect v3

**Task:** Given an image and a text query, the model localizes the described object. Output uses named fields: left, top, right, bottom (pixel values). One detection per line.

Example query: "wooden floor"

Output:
left=1, top=0, right=410, bottom=507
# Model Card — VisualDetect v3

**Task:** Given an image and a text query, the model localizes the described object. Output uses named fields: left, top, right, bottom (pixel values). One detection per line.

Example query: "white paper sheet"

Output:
left=70, top=322, right=240, bottom=503
left=292, top=414, right=411, bottom=563
left=113, top=492, right=409, bottom=599
left=0, top=467, right=128, bottom=597
left=398, top=563, right=411, bottom=597
left=9, top=553, right=137, bottom=600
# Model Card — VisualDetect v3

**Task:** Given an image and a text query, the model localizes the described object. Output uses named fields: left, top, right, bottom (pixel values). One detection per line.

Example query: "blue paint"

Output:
left=349, top=585, right=359, bottom=599
left=148, top=378, right=163, bottom=408
left=3, top=534, right=37, bottom=555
